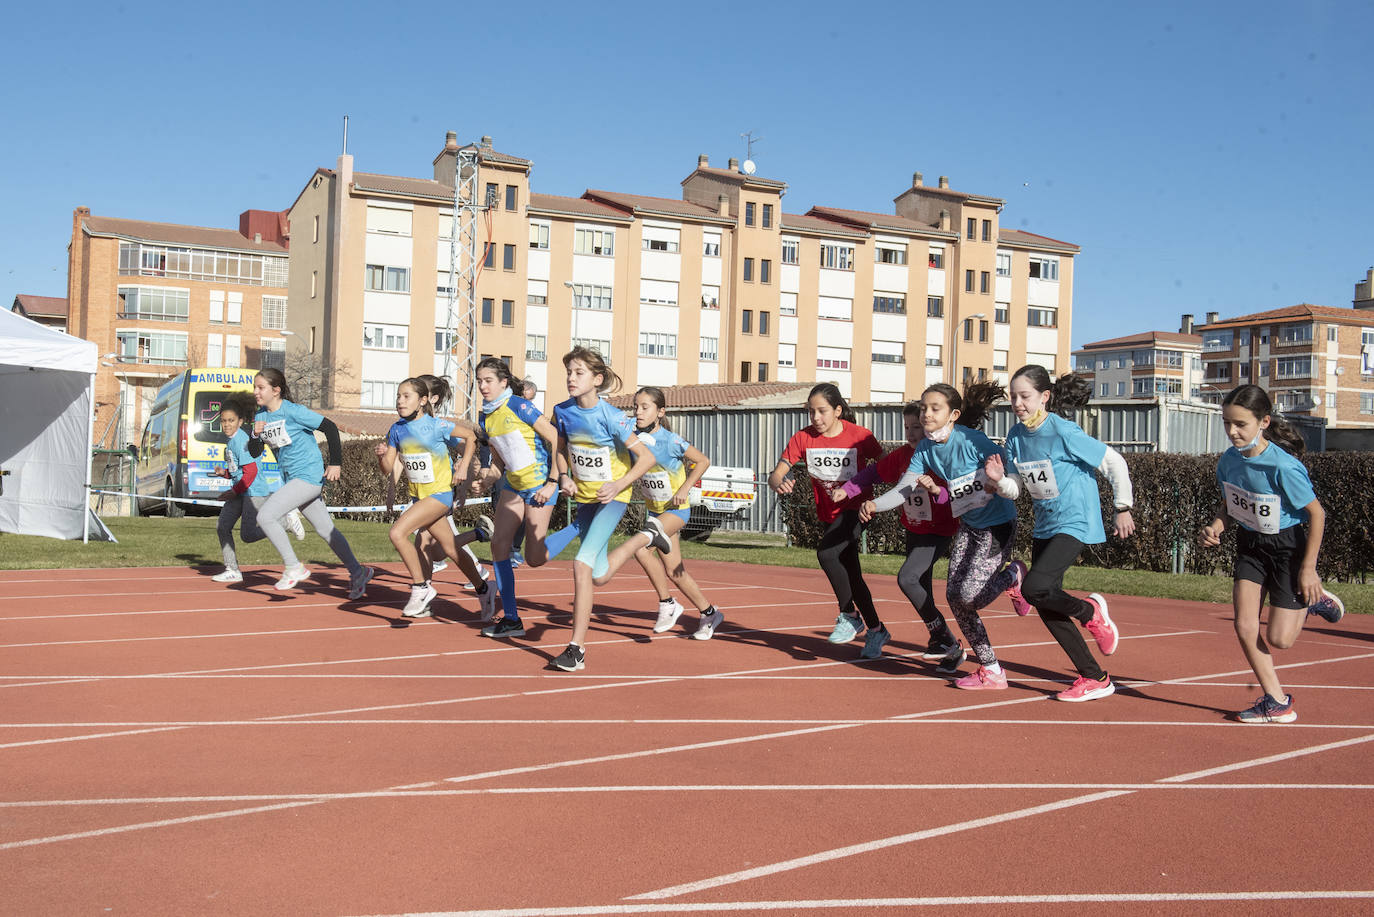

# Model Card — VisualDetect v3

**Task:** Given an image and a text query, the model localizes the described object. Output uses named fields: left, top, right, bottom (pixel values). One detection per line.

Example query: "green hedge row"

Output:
left=780, top=450, right=1374, bottom=582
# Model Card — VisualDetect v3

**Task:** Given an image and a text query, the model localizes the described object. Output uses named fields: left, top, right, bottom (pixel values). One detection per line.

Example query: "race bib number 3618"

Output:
left=1223, top=482, right=1280, bottom=534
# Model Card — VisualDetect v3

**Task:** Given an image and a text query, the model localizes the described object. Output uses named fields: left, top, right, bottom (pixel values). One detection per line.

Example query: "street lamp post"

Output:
left=949, top=312, right=986, bottom=387
left=564, top=281, right=578, bottom=346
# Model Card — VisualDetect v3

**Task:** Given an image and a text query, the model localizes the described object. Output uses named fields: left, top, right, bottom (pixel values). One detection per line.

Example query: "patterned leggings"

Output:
left=945, top=519, right=1017, bottom=667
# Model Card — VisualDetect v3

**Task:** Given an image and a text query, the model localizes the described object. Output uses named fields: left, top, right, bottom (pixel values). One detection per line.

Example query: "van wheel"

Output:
left=164, top=481, right=184, bottom=518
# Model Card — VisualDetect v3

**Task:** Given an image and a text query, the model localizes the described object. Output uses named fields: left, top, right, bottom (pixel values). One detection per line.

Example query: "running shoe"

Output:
left=473, top=514, right=495, bottom=543
left=510, top=550, right=525, bottom=570
left=1235, top=693, right=1296, bottom=724
left=348, top=566, right=374, bottom=601
left=1307, top=590, right=1345, bottom=624
left=1083, top=593, right=1119, bottom=655
left=1055, top=675, right=1116, bottom=703
left=285, top=508, right=306, bottom=541
left=694, top=607, right=724, bottom=641
left=402, top=582, right=437, bottom=617
left=859, top=625, right=890, bottom=660
left=432, top=559, right=449, bottom=574
left=653, top=599, right=685, bottom=634
left=642, top=516, right=671, bottom=554
left=935, top=644, right=967, bottom=675
left=274, top=564, right=310, bottom=591
left=827, top=613, right=866, bottom=644
left=481, top=617, right=526, bottom=639
left=922, top=633, right=960, bottom=660
left=1005, top=559, right=1034, bottom=616
left=551, top=643, right=585, bottom=672
left=477, top=583, right=500, bottom=622
left=954, top=666, right=1008, bottom=690
left=211, top=569, right=243, bottom=584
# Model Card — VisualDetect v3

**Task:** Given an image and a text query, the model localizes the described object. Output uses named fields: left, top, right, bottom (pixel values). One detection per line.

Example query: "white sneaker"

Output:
left=285, top=509, right=306, bottom=540
left=653, top=599, right=685, bottom=633
left=431, top=559, right=449, bottom=574
left=477, top=582, right=499, bottom=622
left=348, top=566, right=374, bottom=601
left=402, top=582, right=437, bottom=617
left=275, top=564, right=310, bottom=591
left=694, top=607, right=724, bottom=641
left=212, top=569, right=243, bottom=584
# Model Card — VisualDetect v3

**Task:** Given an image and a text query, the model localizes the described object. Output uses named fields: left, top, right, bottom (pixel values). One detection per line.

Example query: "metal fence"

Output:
left=671, top=397, right=1327, bottom=537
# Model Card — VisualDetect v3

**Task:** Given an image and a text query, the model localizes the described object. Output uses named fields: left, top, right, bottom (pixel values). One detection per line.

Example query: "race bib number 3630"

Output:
left=806, top=448, right=858, bottom=483
left=1223, top=482, right=1280, bottom=534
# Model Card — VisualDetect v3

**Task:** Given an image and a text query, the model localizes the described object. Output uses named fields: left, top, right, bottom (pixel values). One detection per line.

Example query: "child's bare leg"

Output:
left=571, top=561, right=594, bottom=645
left=1233, top=580, right=1285, bottom=700
left=429, top=519, right=486, bottom=589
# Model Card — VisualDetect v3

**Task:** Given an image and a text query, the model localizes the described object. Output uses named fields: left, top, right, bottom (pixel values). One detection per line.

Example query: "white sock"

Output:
left=984, top=662, right=1003, bottom=675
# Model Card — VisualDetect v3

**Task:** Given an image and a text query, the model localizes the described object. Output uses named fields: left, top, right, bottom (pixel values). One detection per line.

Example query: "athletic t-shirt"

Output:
left=1215, top=441, right=1315, bottom=534
left=480, top=394, right=551, bottom=492
left=1005, top=413, right=1110, bottom=544
left=634, top=427, right=693, bottom=514
left=387, top=414, right=456, bottom=501
left=870, top=444, right=957, bottom=536
left=554, top=397, right=639, bottom=504
left=254, top=400, right=325, bottom=485
left=780, top=420, right=883, bottom=524
left=905, top=425, right=1016, bottom=529
left=224, top=429, right=274, bottom=498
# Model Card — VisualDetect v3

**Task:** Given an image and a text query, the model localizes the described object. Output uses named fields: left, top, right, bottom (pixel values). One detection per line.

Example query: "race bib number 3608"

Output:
left=1223, top=482, right=1280, bottom=534
left=806, top=448, right=858, bottom=483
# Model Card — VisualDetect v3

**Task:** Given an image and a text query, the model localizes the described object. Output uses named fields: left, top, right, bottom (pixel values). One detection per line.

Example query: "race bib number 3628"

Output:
left=570, top=444, right=613, bottom=482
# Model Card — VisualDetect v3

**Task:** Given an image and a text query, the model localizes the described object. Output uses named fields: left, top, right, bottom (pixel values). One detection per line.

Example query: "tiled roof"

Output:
left=807, top=205, right=946, bottom=237
left=352, top=171, right=453, bottom=202
left=688, top=165, right=787, bottom=189
left=1077, top=330, right=1201, bottom=351
left=1199, top=303, right=1371, bottom=328
left=583, top=190, right=732, bottom=222
left=458, top=142, right=532, bottom=167
left=83, top=215, right=288, bottom=254
left=328, top=408, right=403, bottom=438
left=896, top=183, right=1004, bottom=206
left=11, top=294, right=68, bottom=319
left=527, top=193, right=633, bottom=222
left=779, top=212, right=869, bottom=238
left=998, top=228, right=1080, bottom=253
left=605, top=381, right=814, bottom=410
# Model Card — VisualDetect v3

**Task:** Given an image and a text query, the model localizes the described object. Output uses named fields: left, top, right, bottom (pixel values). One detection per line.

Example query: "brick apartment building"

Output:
left=9, top=294, right=68, bottom=332
left=1073, top=325, right=1204, bottom=399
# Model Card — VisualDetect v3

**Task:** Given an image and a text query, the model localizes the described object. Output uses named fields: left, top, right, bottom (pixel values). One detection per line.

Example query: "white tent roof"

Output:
left=0, top=306, right=96, bottom=372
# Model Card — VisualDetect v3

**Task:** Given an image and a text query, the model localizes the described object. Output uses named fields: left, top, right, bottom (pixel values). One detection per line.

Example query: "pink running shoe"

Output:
left=1083, top=593, right=1119, bottom=655
left=1055, top=675, right=1116, bottom=703
left=954, top=666, right=1008, bottom=690
left=1005, top=560, right=1033, bottom=616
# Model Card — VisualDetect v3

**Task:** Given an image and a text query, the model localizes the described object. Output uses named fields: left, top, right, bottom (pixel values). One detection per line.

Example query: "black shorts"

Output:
left=1233, top=525, right=1307, bottom=610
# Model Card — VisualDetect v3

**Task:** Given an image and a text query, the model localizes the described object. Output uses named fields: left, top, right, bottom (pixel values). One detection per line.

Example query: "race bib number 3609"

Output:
left=1223, top=482, right=1280, bottom=534
left=806, top=448, right=858, bottom=483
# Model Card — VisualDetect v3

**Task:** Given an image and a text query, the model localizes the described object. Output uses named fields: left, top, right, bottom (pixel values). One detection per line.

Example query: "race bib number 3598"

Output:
left=948, top=469, right=994, bottom=517
left=806, top=448, right=858, bottom=483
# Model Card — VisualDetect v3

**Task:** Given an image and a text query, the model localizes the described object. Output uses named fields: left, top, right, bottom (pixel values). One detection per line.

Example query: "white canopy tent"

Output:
left=0, top=308, right=110, bottom=541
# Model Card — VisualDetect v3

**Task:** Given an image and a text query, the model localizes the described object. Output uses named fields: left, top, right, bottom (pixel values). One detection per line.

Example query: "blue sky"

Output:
left=4, top=0, right=1371, bottom=347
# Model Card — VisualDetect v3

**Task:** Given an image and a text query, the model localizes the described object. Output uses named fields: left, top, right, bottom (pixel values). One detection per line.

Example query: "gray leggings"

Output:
left=946, top=519, right=1017, bottom=667
left=257, top=478, right=362, bottom=575
left=218, top=494, right=268, bottom=571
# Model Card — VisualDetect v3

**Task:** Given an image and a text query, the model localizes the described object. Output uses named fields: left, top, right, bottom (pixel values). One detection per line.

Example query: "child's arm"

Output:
left=675, top=445, right=711, bottom=506
left=767, top=458, right=794, bottom=495
left=532, top=416, right=562, bottom=506
left=598, top=439, right=655, bottom=504
left=982, top=453, right=1021, bottom=500
left=1096, top=447, right=1135, bottom=537
left=1199, top=495, right=1230, bottom=547
left=1298, top=498, right=1325, bottom=604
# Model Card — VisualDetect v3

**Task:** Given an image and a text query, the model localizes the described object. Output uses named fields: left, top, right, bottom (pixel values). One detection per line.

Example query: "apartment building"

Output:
left=67, top=208, right=290, bottom=446
left=286, top=132, right=1079, bottom=412
left=1195, top=302, right=1374, bottom=427
left=1073, top=326, right=1203, bottom=399
left=10, top=294, right=68, bottom=332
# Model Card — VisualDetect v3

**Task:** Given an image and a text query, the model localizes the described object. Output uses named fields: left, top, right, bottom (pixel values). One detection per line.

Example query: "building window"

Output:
left=261, top=295, right=287, bottom=331
left=363, top=323, right=408, bottom=351
left=995, top=304, right=1009, bottom=324
left=778, top=343, right=795, bottom=367
left=744, top=202, right=755, bottom=227
left=312, top=215, right=320, bottom=244
left=639, top=332, right=677, bottom=357
left=979, top=271, right=990, bottom=294
left=873, top=295, right=906, bottom=314
left=503, top=244, right=515, bottom=271
left=1278, top=323, right=1313, bottom=344
left=311, top=270, right=317, bottom=298
left=115, top=329, right=188, bottom=366
left=525, top=334, right=547, bottom=361
left=819, top=244, right=854, bottom=270
left=365, top=205, right=412, bottom=236
left=701, top=285, right=720, bottom=309
left=1328, top=325, right=1338, bottom=343
left=700, top=336, right=718, bottom=362
left=1119, top=381, right=1130, bottom=396
left=505, top=185, right=517, bottom=211
left=484, top=183, right=498, bottom=207
left=743, top=257, right=754, bottom=282
left=481, top=298, right=494, bottom=324
left=365, top=264, right=410, bottom=293
left=874, top=243, right=907, bottom=265
left=703, top=232, right=721, bottom=257
left=116, top=286, right=189, bottom=322
left=260, top=339, right=285, bottom=371
left=435, top=330, right=457, bottom=354
left=740, top=361, right=751, bottom=382
left=361, top=379, right=398, bottom=409
left=979, top=320, right=989, bottom=342
left=483, top=244, right=494, bottom=268
left=781, top=238, right=799, bottom=265
left=925, top=344, right=942, bottom=367
left=872, top=342, right=904, bottom=364
left=818, top=297, right=852, bottom=320
left=574, top=228, right=614, bottom=256
left=996, top=251, right=1011, bottom=277
left=501, top=299, right=514, bottom=326
left=928, top=247, right=944, bottom=269
left=759, top=311, right=770, bottom=336
left=1029, top=256, right=1060, bottom=281
left=1276, top=356, right=1313, bottom=379
left=529, top=222, right=550, bottom=250
left=1028, top=307, right=1058, bottom=328
left=758, top=362, right=769, bottom=381
left=571, top=337, right=612, bottom=359
left=965, top=270, right=974, bottom=292
left=927, top=296, right=944, bottom=318
left=640, top=280, right=679, bottom=306
left=817, top=347, right=851, bottom=370
left=993, top=349, right=1007, bottom=371
left=762, top=204, right=773, bottom=229
left=982, top=219, right=992, bottom=242
left=570, top=283, right=613, bottom=311
left=967, top=217, right=976, bottom=240
left=117, top=241, right=284, bottom=287
left=742, top=309, right=753, bottom=334
left=760, top=259, right=771, bottom=284
left=1362, top=393, right=1374, bottom=414
left=642, top=236, right=680, bottom=253
left=780, top=293, right=797, bottom=316
left=1203, top=330, right=1234, bottom=352
left=526, top=279, right=547, bottom=305
left=963, top=318, right=974, bottom=341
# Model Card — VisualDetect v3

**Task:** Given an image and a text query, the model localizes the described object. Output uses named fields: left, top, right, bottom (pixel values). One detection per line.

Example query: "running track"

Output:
left=2, top=560, right=1372, bottom=916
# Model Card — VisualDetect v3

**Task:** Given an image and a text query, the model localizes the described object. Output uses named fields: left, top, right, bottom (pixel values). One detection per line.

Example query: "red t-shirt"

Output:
left=781, top=420, right=883, bottom=524
left=872, top=444, right=958, bottom=536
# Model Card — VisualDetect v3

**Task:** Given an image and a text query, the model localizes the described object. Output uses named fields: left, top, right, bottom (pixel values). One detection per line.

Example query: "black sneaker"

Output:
left=921, top=633, right=960, bottom=660
left=935, top=644, right=967, bottom=675
left=1307, top=590, right=1344, bottom=624
left=551, top=643, right=585, bottom=672
left=481, top=617, right=526, bottom=639
left=641, top=516, right=671, bottom=554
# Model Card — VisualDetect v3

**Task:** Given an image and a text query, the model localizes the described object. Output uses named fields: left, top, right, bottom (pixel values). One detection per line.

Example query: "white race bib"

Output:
left=1223, top=482, right=1280, bottom=534
left=490, top=429, right=536, bottom=473
left=640, top=470, right=673, bottom=502
left=570, top=443, right=613, bottom=482
left=948, top=469, right=994, bottom=518
left=806, top=447, right=858, bottom=483
left=260, top=420, right=292, bottom=449
left=902, top=486, right=934, bottom=525
left=1017, top=459, right=1060, bottom=501
left=403, top=451, right=434, bottom=484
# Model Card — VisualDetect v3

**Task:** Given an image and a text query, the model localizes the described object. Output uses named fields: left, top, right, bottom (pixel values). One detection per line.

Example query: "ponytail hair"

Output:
left=255, top=367, right=290, bottom=403
left=418, top=373, right=452, bottom=411
left=807, top=382, right=853, bottom=421
left=398, top=377, right=434, bottom=415
left=636, top=385, right=670, bottom=431
left=921, top=381, right=1003, bottom=429
left=564, top=346, right=621, bottom=394
left=1011, top=364, right=1092, bottom=418
left=1222, top=384, right=1305, bottom=456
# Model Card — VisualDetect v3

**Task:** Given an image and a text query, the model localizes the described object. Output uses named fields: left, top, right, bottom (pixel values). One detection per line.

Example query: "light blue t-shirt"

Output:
left=225, top=428, right=275, bottom=498
left=254, top=400, right=325, bottom=485
left=553, top=397, right=638, bottom=504
left=386, top=414, right=458, bottom=500
left=634, top=426, right=692, bottom=514
left=1005, top=413, right=1110, bottom=544
left=906, top=425, right=1016, bottom=529
left=1215, top=441, right=1316, bottom=533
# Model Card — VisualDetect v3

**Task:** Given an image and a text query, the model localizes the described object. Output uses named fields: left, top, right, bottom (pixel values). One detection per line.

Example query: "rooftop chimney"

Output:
left=728, top=157, right=740, bottom=171
left=698, top=154, right=709, bottom=168
left=481, top=135, right=493, bottom=149
left=718, top=194, right=729, bottom=216
left=938, top=175, right=949, bottom=189
left=939, top=209, right=950, bottom=231
left=1206, top=311, right=1219, bottom=325
left=444, top=131, right=458, bottom=151
left=1180, top=313, right=1194, bottom=334
left=912, top=171, right=923, bottom=188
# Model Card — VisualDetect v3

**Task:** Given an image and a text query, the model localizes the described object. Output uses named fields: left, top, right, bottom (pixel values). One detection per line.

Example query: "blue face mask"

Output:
left=1236, top=431, right=1263, bottom=452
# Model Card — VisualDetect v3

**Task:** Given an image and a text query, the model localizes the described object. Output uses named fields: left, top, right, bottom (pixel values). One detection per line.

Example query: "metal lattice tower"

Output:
left=442, top=147, right=481, bottom=419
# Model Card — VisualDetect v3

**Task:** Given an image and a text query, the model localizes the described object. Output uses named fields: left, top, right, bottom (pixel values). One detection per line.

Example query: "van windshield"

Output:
left=191, top=392, right=232, bottom=445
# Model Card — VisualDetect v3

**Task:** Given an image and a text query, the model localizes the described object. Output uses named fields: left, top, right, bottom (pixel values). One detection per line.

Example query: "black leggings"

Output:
left=817, top=510, right=880, bottom=630
left=1024, top=533, right=1103, bottom=680
left=898, top=531, right=953, bottom=637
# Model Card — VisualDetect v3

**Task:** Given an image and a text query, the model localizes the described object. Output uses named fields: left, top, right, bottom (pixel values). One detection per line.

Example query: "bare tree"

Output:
left=283, top=351, right=358, bottom=409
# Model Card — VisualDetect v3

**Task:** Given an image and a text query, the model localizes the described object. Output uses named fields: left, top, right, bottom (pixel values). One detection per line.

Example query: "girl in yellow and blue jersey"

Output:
left=592, top=387, right=724, bottom=640
left=374, top=376, right=494, bottom=619
left=470, top=357, right=560, bottom=640
left=544, top=347, right=655, bottom=672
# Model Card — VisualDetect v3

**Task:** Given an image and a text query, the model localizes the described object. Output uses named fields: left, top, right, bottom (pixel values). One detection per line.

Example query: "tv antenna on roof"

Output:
left=740, top=130, right=760, bottom=174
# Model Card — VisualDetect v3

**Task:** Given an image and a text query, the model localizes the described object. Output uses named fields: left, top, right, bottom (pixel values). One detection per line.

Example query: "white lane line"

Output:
left=626, top=792, right=1132, bottom=900
left=0, top=800, right=322, bottom=851
left=0, top=727, right=186, bottom=750
left=1158, top=733, right=1374, bottom=783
